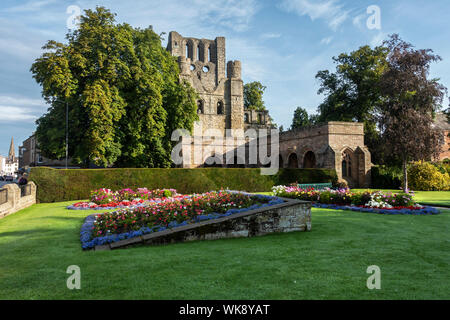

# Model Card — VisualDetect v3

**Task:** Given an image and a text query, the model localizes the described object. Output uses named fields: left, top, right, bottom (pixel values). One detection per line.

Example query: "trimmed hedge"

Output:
left=371, top=165, right=402, bottom=189
left=29, top=167, right=338, bottom=203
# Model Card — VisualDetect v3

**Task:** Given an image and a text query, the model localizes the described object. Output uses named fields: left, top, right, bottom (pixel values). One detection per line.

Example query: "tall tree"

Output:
left=378, top=34, right=447, bottom=191
left=291, top=107, right=316, bottom=130
left=31, top=7, right=198, bottom=167
left=244, top=81, right=267, bottom=111
left=315, top=45, right=389, bottom=163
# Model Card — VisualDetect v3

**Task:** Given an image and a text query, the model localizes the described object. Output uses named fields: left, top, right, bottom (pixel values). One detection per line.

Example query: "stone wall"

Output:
left=0, top=182, right=36, bottom=219
left=438, top=130, right=450, bottom=161
left=95, top=197, right=311, bottom=250
left=279, top=122, right=372, bottom=188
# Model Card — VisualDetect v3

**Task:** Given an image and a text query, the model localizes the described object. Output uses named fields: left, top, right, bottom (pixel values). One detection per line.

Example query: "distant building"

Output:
left=0, top=155, right=5, bottom=175
left=19, top=134, right=69, bottom=168
left=2, top=138, right=19, bottom=176
left=433, top=113, right=450, bottom=161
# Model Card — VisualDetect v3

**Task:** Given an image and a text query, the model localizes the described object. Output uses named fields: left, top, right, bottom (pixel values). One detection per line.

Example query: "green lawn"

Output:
left=0, top=201, right=449, bottom=300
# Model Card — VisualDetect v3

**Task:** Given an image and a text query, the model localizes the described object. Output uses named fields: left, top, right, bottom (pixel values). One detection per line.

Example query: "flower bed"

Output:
left=272, top=185, right=440, bottom=215
left=313, top=203, right=439, bottom=215
left=68, top=187, right=178, bottom=210
left=80, top=191, right=284, bottom=250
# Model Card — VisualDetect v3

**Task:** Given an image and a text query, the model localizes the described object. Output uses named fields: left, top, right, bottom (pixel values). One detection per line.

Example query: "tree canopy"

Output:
left=31, top=6, right=198, bottom=168
left=315, top=45, right=389, bottom=162
left=244, top=81, right=267, bottom=111
left=378, top=34, right=447, bottom=190
left=290, top=107, right=317, bottom=130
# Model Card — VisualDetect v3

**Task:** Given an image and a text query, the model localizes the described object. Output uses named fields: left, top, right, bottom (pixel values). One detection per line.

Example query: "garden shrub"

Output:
left=272, top=186, right=418, bottom=209
left=371, top=165, right=402, bottom=189
left=30, top=167, right=338, bottom=203
left=408, top=161, right=450, bottom=191
left=432, top=161, right=450, bottom=175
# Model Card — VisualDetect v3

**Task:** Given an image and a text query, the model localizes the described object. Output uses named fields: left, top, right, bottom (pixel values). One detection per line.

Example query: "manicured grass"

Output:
left=0, top=201, right=449, bottom=300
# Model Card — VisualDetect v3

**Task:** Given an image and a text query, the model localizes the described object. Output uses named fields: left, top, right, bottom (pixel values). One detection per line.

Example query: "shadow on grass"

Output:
left=0, top=228, right=58, bottom=238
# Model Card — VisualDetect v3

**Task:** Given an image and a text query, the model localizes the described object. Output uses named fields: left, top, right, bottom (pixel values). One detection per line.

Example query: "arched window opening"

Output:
left=258, top=114, right=263, bottom=124
left=217, top=101, right=224, bottom=114
left=303, top=151, right=316, bottom=168
left=342, top=151, right=352, bottom=178
left=342, top=160, right=348, bottom=177
left=208, top=46, right=211, bottom=62
left=288, top=153, right=298, bottom=168
left=186, top=42, right=194, bottom=59
left=197, top=45, right=201, bottom=61
left=244, top=113, right=249, bottom=123
left=197, top=100, right=204, bottom=114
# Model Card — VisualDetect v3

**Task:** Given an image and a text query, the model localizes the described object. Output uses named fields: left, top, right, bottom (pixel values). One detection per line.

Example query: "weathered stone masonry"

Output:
left=95, top=197, right=311, bottom=250
left=0, top=182, right=37, bottom=219
left=279, top=122, right=372, bottom=188
left=167, top=31, right=372, bottom=187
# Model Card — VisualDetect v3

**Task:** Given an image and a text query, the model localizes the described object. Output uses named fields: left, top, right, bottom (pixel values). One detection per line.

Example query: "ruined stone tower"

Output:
left=167, top=31, right=244, bottom=133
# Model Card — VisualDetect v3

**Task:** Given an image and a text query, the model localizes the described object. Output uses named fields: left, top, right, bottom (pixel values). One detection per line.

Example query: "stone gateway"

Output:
left=167, top=31, right=372, bottom=187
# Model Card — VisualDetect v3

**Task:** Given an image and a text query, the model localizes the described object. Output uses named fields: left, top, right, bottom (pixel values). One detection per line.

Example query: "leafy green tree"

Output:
left=244, top=81, right=267, bottom=111
left=31, top=7, right=198, bottom=167
left=291, top=107, right=318, bottom=130
left=315, top=45, right=389, bottom=163
left=378, top=34, right=447, bottom=191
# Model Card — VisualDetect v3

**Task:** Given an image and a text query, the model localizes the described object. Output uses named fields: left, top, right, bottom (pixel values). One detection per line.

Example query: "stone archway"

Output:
left=287, top=153, right=299, bottom=168
left=303, top=151, right=316, bottom=168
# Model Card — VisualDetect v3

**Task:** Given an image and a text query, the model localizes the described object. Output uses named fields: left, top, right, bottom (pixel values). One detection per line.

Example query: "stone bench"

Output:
left=297, top=183, right=332, bottom=190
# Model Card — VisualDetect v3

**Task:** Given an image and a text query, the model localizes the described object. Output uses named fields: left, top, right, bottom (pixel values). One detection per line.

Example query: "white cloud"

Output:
left=260, top=33, right=282, bottom=39
left=279, top=0, right=349, bottom=31
left=3, top=0, right=58, bottom=13
left=0, top=95, right=47, bottom=122
left=0, top=96, right=46, bottom=108
left=0, top=37, right=43, bottom=61
left=196, top=0, right=259, bottom=32
left=352, top=13, right=365, bottom=29
left=320, top=36, right=333, bottom=45
left=0, top=106, right=38, bottom=122
left=329, top=11, right=348, bottom=31
left=74, top=0, right=259, bottom=34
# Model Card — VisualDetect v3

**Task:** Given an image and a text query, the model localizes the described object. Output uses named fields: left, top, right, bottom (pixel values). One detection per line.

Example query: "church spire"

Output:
left=8, top=137, right=15, bottom=160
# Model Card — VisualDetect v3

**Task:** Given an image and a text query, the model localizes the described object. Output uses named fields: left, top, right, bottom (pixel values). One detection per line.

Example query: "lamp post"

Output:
left=65, top=101, right=68, bottom=169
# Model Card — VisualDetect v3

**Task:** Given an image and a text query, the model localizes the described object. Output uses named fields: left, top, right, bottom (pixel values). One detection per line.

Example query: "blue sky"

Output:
left=0, top=0, right=449, bottom=157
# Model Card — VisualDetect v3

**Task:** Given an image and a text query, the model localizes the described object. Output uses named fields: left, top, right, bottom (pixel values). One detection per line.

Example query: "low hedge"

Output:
left=29, top=167, right=338, bottom=203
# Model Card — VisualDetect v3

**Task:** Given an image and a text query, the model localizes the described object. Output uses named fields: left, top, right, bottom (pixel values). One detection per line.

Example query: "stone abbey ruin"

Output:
left=167, top=31, right=371, bottom=187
